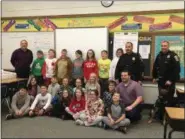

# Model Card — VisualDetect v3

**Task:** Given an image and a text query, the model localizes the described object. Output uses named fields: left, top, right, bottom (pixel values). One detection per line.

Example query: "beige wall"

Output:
left=2, top=1, right=184, bottom=17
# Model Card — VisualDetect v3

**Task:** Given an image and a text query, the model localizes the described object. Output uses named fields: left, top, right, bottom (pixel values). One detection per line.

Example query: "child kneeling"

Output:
left=29, top=85, right=52, bottom=117
left=102, top=92, right=130, bottom=134
left=6, top=86, right=31, bottom=120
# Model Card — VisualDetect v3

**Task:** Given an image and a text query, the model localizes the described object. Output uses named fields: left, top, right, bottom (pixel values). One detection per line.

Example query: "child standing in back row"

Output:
left=42, top=49, right=57, bottom=86
left=98, top=50, right=111, bottom=97
left=31, top=50, right=45, bottom=85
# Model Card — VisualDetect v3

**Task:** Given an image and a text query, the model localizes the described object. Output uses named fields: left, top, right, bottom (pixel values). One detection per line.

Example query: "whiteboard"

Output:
left=113, top=32, right=138, bottom=58
left=55, top=27, right=108, bottom=60
left=2, top=32, right=54, bottom=69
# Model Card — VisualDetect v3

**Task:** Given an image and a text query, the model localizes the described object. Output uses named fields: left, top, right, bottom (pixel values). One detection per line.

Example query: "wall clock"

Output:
left=101, top=1, right=114, bottom=8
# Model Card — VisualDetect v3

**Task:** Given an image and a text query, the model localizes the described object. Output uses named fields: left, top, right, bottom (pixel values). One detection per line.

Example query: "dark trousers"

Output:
left=157, top=79, right=176, bottom=107
left=35, top=76, right=44, bottom=86
left=125, top=104, right=142, bottom=122
left=16, top=68, right=30, bottom=78
left=99, top=78, right=108, bottom=98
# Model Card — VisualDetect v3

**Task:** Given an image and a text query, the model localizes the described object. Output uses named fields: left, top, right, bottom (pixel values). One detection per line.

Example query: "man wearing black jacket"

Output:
left=152, top=41, right=180, bottom=106
left=115, top=42, right=145, bottom=84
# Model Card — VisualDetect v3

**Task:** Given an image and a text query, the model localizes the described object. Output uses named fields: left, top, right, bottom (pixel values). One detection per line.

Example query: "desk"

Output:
left=1, top=78, right=27, bottom=84
left=164, top=107, right=185, bottom=139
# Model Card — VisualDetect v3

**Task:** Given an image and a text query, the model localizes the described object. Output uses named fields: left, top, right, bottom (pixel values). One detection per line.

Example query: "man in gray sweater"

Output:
left=6, top=86, right=31, bottom=120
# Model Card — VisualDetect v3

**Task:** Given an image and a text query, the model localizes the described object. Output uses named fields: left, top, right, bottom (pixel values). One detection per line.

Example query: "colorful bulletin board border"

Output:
left=155, top=35, right=184, bottom=79
left=1, top=11, right=184, bottom=32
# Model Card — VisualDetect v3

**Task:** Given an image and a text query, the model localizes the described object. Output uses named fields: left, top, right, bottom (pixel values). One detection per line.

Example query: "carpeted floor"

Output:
left=1, top=108, right=184, bottom=138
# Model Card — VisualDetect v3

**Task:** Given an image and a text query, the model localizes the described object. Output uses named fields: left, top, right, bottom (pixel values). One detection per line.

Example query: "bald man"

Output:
left=11, top=40, right=33, bottom=78
left=153, top=41, right=180, bottom=107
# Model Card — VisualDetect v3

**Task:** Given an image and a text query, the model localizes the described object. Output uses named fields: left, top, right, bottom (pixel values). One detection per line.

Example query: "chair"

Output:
left=1, top=85, right=11, bottom=111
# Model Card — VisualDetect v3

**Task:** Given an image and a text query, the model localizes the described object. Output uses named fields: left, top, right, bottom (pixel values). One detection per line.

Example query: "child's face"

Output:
left=87, top=51, right=93, bottom=58
left=31, top=78, right=37, bottom=86
left=41, top=86, right=47, bottom=94
left=51, top=78, right=57, bottom=84
left=48, top=51, right=55, bottom=58
left=90, top=91, right=96, bottom=100
left=112, top=93, right=120, bottom=102
left=89, top=74, right=96, bottom=82
left=62, top=90, right=69, bottom=98
left=75, top=53, right=81, bottom=59
left=108, top=83, right=115, bottom=92
left=37, top=53, right=43, bottom=59
left=19, top=88, right=27, bottom=96
left=62, top=78, right=69, bottom=86
left=101, top=52, right=108, bottom=59
left=76, top=79, right=82, bottom=87
left=116, top=50, right=123, bottom=57
left=61, top=51, right=67, bottom=58
left=76, top=90, right=82, bottom=99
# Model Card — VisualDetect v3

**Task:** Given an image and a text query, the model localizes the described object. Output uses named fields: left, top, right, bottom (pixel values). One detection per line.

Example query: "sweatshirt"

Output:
left=83, top=60, right=98, bottom=80
left=72, top=58, right=84, bottom=79
left=30, top=93, right=52, bottom=110
left=98, top=58, right=111, bottom=79
left=55, top=57, right=73, bottom=79
left=11, top=91, right=31, bottom=112
left=28, top=85, right=41, bottom=98
left=69, top=97, right=85, bottom=113
left=11, top=48, right=33, bottom=70
left=48, top=83, right=60, bottom=97
left=31, top=57, right=45, bottom=76
left=42, top=58, right=57, bottom=78
left=109, top=57, right=119, bottom=80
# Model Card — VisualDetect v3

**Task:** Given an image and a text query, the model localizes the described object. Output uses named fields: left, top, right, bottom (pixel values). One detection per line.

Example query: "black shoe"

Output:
left=6, top=114, right=14, bottom=120
left=119, top=126, right=127, bottom=134
left=103, top=124, right=109, bottom=130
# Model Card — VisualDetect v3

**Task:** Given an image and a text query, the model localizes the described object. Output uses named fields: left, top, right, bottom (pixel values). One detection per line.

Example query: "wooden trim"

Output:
left=2, top=9, right=184, bottom=20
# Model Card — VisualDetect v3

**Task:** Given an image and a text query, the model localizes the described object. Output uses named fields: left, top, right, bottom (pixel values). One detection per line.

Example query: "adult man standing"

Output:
left=11, top=40, right=33, bottom=78
left=115, top=42, right=144, bottom=84
left=152, top=41, right=180, bottom=106
left=116, top=71, right=144, bottom=122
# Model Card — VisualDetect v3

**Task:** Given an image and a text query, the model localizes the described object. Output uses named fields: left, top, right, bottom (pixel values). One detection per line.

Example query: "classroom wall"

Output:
left=2, top=1, right=184, bottom=17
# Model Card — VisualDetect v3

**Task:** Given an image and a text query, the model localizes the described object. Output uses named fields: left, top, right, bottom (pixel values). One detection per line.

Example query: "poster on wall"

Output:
left=113, top=32, right=138, bottom=58
left=155, top=36, right=184, bottom=79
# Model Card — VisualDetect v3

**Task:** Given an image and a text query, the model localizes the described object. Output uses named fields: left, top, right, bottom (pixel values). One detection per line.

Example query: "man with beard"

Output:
left=116, top=70, right=144, bottom=122
left=11, top=40, right=33, bottom=78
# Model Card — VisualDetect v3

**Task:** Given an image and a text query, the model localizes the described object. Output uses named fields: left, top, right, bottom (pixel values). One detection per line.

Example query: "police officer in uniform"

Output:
left=152, top=41, right=180, bottom=106
left=115, top=42, right=145, bottom=84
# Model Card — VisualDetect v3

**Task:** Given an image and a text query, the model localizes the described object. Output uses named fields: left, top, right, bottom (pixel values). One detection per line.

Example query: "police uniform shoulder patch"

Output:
left=174, top=55, right=179, bottom=61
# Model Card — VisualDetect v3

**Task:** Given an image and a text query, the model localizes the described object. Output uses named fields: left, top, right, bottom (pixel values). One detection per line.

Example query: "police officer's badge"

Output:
left=167, top=55, right=170, bottom=58
left=132, top=57, right=135, bottom=61
left=174, top=55, right=179, bottom=61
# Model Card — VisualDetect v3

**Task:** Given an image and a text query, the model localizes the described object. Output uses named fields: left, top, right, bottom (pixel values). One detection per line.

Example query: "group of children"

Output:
left=6, top=75, right=130, bottom=134
left=6, top=48, right=132, bottom=134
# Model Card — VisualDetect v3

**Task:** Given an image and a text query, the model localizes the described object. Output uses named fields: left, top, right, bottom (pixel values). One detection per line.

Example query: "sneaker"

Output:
left=119, top=126, right=127, bottom=134
left=6, top=114, right=13, bottom=120
left=75, top=119, right=84, bottom=125
left=98, top=122, right=103, bottom=127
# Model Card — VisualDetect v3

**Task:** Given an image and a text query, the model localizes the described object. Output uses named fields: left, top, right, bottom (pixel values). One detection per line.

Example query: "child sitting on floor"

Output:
left=51, top=89, right=72, bottom=120
left=48, top=76, right=60, bottom=98
left=65, top=89, right=85, bottom=120
left=75, top=90, right=104, bottom=127
left=6, top=86, right=31, bottom=120
left=102, top=92, right=130, bottom=134
left=29, top=85, right=52, bottom=117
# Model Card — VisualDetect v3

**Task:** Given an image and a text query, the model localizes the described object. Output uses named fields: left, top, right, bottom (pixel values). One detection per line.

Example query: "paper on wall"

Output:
left=139, top=45, right=150, bottom=59
left=113, top=32, right=138, bottom=58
